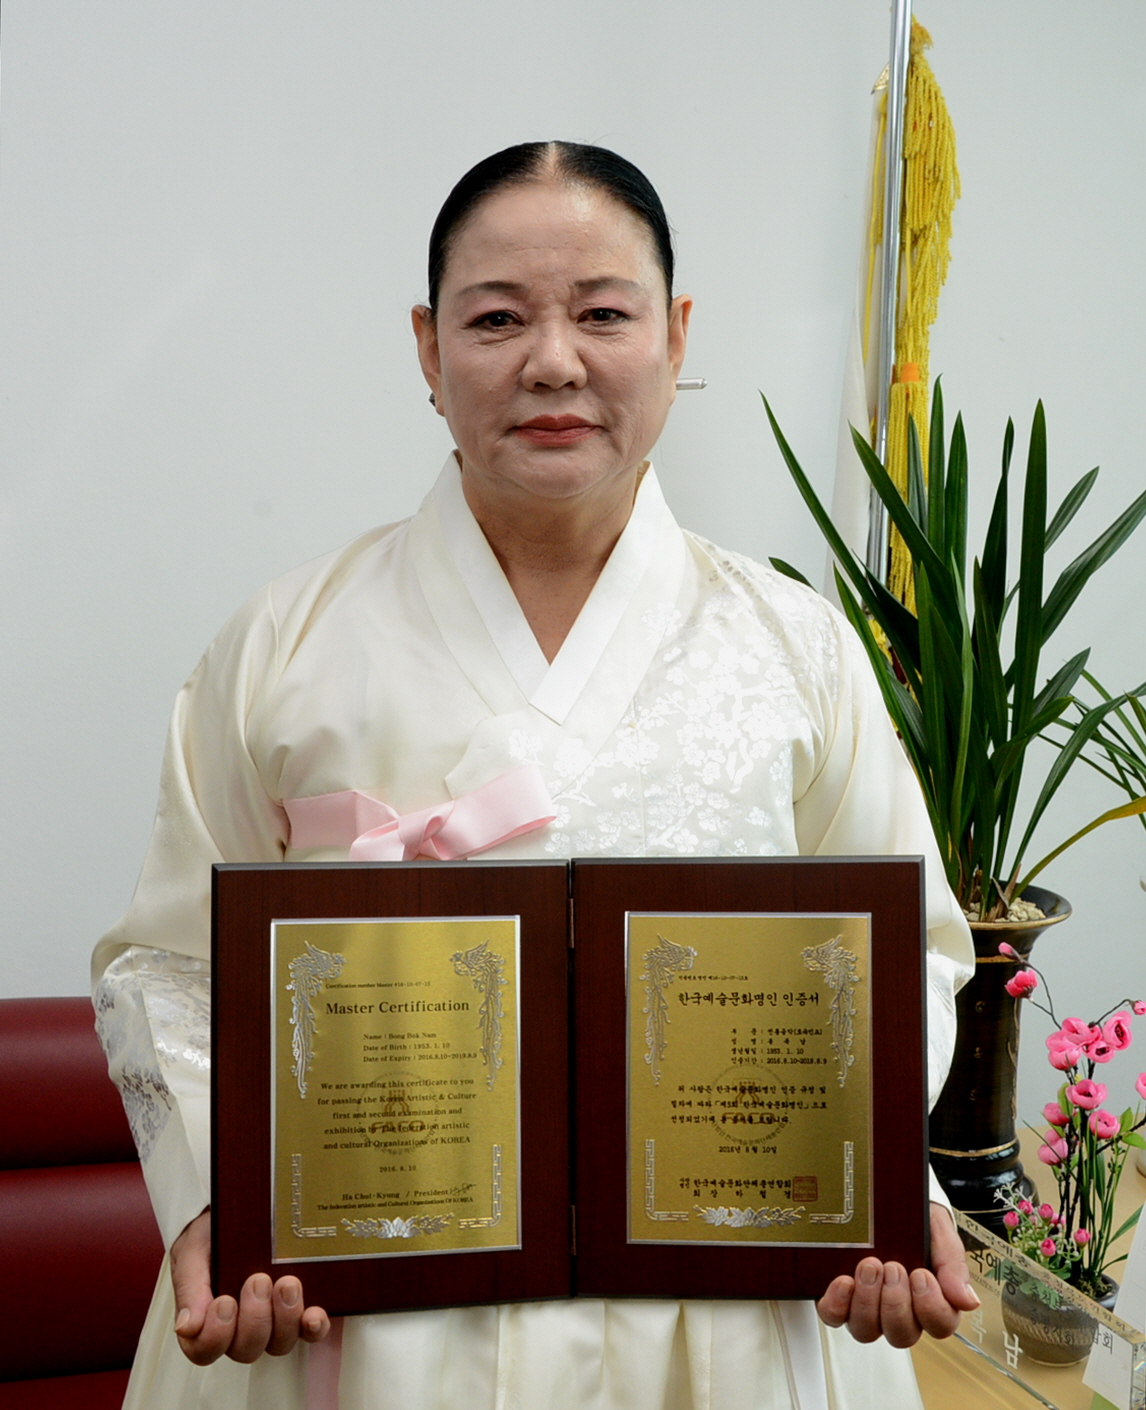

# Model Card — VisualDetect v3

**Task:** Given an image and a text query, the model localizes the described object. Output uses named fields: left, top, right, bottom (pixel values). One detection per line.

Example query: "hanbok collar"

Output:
left=427, top=453, right=679, bottom=726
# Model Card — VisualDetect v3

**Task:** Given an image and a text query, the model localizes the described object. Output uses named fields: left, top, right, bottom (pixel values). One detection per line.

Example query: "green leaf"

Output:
left=1012, top=402, right=1048, bottom=731
left=1022, top=689, right=1142, bottom=812
left=762, top=396, right=863, bottom=585
left=1032, top=650, right=1090, bottom=720
left=1016, top=793, right=1146, bottom=893
left=762, top=397, right=922, bottom=684
left=945, top=413, right=969, bottom=586
left=834, top=578, right=954, bottom=883
left=972, top=561, right=1009, bottom=748
left=907, top=418, right=929, bottom=533
left=769, top=557, right=814, bottom=589
left=1109, top=1206, right=1143, bottom=1244
left=980, top=421, right=1013, bottom=610
left=1123, top=1131, right=1146, bottom=1150
left=992, top=698, right=1077, bottom=796
left=964, top=723, right=1000, bottom=908
left=916, top=565, right=952, bottom=808
left=1045, top=466, right=1099, bottom=550
left=1080, top=668, right=1116, bottom=701
left=949, top=556, right=976, bottom=842
left=1041, top=486, right=1146, bottom=640
left=849, top=428, right=962, bottom=625
left=928, top=382, right=947, bottom=559
left=834, top=577, right=923, bottom=745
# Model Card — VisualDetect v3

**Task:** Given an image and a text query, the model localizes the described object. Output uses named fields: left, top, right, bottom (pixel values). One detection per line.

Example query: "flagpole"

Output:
left=865, top=0, right=913, bottom=583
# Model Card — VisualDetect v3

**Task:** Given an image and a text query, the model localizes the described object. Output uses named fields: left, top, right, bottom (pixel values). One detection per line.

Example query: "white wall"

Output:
left=3, top=1, right=1145, bottom=1122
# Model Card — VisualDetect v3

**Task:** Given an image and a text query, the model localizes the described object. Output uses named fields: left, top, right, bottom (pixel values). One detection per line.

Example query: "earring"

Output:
left=428, top=393, right=436, bottom=407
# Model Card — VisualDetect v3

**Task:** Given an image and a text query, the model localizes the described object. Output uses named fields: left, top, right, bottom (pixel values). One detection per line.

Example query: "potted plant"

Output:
left=763, top=388, right=1146, bottom=1222
left=992, top=953, right=1144, bottom=1364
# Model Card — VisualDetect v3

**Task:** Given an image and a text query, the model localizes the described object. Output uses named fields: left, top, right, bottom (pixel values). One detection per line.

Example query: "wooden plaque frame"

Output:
left=212, top=860, right=571, bottom=1314
left=212, top=855, right=928, bottom=1313
left=571, top=856, right=929, bottom=1300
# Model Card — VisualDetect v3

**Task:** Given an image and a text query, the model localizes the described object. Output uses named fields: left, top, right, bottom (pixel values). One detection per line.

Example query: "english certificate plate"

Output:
left=270, top=916, right=520, bottom=1263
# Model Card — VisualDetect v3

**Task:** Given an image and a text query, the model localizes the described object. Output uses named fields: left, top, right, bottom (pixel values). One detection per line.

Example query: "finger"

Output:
left=176, top=1294, right=238, bottom=1366
left=301, top=1306, right=332, bottom=1343
left=930, top=1205, right=981, bottom=1314
left=878, top=1263, right=922, bottom=1349
left=265, top=1278, right=304, bottom=1357
left=172, top=1276, right=213, bottom=1344
left=846, top=1259, right=885, bottom=1344
left=227, top=1274, right=275, bottom=1364
left=816, top=1275, right=855, bottom=1329
left=909, top=1267, right=962, bottom=1339
left=170, top=1210, right=221, bottom=1360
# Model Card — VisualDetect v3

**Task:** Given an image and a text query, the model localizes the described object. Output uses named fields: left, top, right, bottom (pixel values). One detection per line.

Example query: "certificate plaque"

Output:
left=214, top=855, right=928, bottom=1312
left=213, top=861, right=570, bottom=1315
left=571, top=857, right=928, bottom=1301
left=270, top=917, right=520, bottom=1263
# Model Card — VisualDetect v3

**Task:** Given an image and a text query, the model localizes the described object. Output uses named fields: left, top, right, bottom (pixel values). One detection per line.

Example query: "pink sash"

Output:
left=284, top=764, right=556, bottom=862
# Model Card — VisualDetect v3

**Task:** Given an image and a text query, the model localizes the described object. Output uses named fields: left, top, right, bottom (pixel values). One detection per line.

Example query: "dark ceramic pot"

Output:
left=1001, top=1273, right=1118, bottom=1367
left=929, top=885, right=1071, bottom=1234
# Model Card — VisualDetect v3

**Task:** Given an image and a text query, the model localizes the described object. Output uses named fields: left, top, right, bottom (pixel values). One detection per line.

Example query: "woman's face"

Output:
left=413, top=181, right=690, bottom=516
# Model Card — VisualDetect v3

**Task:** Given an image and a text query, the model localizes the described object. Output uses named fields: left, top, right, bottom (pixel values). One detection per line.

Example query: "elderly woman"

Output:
left=94, top=141, right=976, bottom=1410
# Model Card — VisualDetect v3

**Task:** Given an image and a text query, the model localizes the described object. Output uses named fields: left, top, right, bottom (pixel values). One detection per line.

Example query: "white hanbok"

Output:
left=93, top=458, right=973, bottom=1410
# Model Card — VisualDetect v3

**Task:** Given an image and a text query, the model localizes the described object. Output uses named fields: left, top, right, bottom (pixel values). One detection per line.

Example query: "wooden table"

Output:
left=912, top=1138, right=1145, bottom=1409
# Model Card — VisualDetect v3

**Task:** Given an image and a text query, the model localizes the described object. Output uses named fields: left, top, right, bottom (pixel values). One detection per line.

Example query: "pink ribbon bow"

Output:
left=284, top=764, right=556, bottom=862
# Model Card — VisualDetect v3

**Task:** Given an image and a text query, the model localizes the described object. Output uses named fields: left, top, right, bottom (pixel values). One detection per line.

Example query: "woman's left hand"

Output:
left=816, top=1202, right=981, bottom=1347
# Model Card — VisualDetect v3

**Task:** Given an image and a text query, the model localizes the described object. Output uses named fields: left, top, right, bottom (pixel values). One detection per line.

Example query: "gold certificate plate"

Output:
left=271, top=917, right=519, bottom=1262
left=627, top=913, right=870, bottom=1248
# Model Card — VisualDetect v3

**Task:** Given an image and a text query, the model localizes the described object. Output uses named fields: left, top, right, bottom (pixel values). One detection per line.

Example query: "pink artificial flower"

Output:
left=1003, top=1210, right=1020, bottom=1229
left=998, top=942, right=1016, bottom=957
left=1043, top=1101, right=1070, bottom=1126
left=1134, top=1001, right=1146, bottom=1016
left=1039, top=1238, right=1057, bottom=1257
left=1038, top=1203, right=1055, bottom=1221
left=1047, top=1035, right=1082, bottom=1071
left=1103, top=1013, right=1134, bottom=1050
left=1018, top=1199, right=1034, bottom=1216
left=1061, top=1017, right=1099, bottom=1045
left=1038, top=1132, right=1070, bottom=1165
left=1074, top=1228, right=1091, bottom=1245
left=1088, top=1038, right=1116, bottom=1064
left=1005, top=969, right=1039, bottom=998
left=1137, top=1073, right=1146, bottom=1101
left=1088, top=1109, right=1121, bottom=1139
left=1066, top=1079, right=1108, bottom=1110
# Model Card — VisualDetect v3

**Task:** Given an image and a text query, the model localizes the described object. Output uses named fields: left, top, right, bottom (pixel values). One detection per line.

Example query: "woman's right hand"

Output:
left=170, top=1210, right=331, bottom=1364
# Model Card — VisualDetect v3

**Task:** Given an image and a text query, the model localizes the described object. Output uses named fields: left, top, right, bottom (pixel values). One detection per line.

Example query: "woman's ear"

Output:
left=668, top=294, right=692, bottom=379
left=411, top=305, right=444, bottom=414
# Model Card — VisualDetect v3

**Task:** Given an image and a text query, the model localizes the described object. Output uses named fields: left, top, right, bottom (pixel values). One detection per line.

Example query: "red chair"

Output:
left=0, top=998, right=163, bottom=1408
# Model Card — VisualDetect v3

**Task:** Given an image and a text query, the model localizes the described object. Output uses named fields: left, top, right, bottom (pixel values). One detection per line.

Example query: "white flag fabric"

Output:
left=828, top=86, right=886, bottom=601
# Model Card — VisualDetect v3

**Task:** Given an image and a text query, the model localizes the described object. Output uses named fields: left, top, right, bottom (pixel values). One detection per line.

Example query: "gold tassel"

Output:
left=881, top=19, right=960, bottom=611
